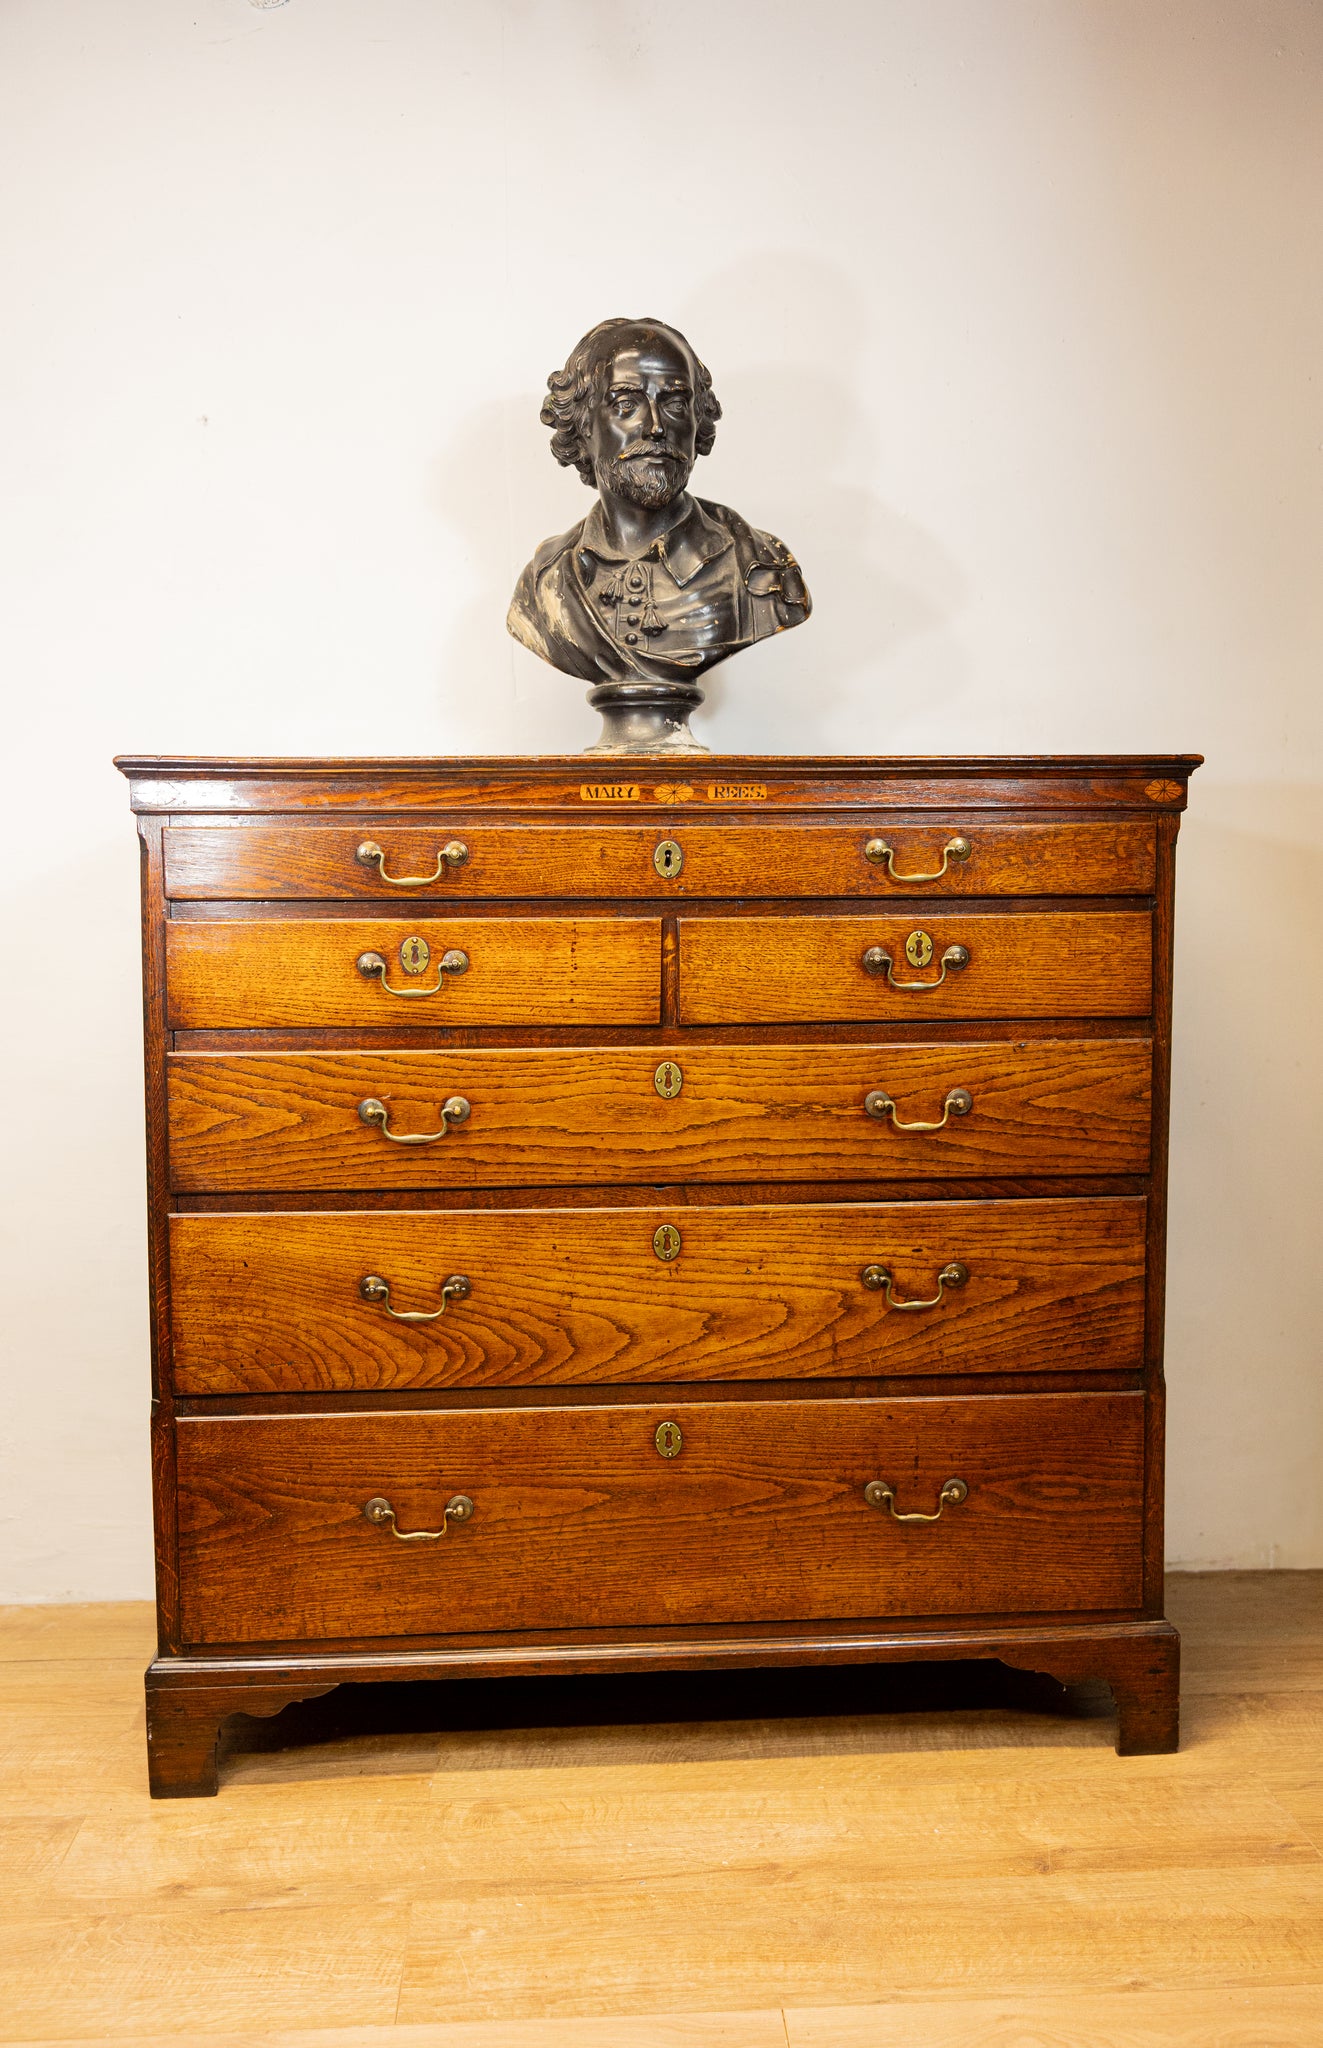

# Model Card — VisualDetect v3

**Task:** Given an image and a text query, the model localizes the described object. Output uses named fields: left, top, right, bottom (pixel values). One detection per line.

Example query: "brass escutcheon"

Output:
left=654, top=1421, right=684, bottom=1458
left=904, top=929, right=934, bottom=969
left=654, top=1059, right=683, bottom=1099
left=400, top=935, right=431, bottom=975
left=653, top=1223, right=682, bottom=1261
left=653, top=839, right=684, bottom=880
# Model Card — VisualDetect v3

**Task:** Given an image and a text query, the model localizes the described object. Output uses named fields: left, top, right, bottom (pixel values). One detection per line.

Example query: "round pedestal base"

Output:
left=585, top=680, right=708, bottom=755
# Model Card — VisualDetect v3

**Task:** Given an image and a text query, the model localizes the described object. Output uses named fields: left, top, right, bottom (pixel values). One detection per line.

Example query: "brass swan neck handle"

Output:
left=864, top=1478, right=969, bottom=1522
left=363, top=1495, right=474, bottom=1541
left=356, top=948, right=469, bottom=996
left=864, top=834, right=971, bottom=882
left=359, top=1273, right=471, bottom=1322
left=357, top=1096, right=471, bottom=1144
left=862, top=942, right=970, bottom=990
left=861, top=1260, right=968, bottom=1310
left=865, top=1085, right=972, bottom=1131
left=356, top=839, right=469, bottom=885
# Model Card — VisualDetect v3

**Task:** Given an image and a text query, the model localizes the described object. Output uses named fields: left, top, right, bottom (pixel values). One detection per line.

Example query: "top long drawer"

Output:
left=162, top=821, right=1157, bottom=900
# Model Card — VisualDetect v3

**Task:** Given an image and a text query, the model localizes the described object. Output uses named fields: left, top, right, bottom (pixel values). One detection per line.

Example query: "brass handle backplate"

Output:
left=864, top=834, right=971, bottom=882
left=861, top=1260, right=968, bottom=1310
left=865, top=1085, right=973, bottom=1130
left=862, top=940, right=970, bottom=989
left=356, top=946, right=469, bottom=996
left=363, top=1494, right=474, bottom=1541
left=360, top=1273, right=471, bottom=1322
left=358, top=1096, right=471, bottom=1144
left=864, top=1477, right=968, bottom=1522
left=356, top=839, right=469, bottom=885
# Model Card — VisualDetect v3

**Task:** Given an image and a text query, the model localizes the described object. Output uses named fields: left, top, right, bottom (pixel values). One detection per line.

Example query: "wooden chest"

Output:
left=118, top=752, right=1199, bottom=1795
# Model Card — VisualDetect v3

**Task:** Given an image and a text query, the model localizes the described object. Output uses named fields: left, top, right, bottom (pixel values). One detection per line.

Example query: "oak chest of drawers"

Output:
left=118, top=751, right=1199, bottom=1795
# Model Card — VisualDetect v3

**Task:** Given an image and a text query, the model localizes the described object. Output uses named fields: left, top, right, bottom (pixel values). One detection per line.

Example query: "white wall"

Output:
left=2, top=0, right=1319, bottom=1598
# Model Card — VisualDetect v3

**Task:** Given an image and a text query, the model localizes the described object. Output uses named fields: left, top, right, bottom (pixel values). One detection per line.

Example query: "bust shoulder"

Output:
left=694, top=498, right=799, bottom=570
left=526, top=515, right=589, bottom=581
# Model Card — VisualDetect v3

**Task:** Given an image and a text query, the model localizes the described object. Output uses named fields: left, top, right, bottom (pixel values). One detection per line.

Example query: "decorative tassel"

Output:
left=600, top=569, right=623, bottom=603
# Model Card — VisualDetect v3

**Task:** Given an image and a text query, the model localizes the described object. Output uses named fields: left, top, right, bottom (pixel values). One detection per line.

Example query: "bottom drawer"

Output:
left=176, top=1393, right=1144, bottom=1644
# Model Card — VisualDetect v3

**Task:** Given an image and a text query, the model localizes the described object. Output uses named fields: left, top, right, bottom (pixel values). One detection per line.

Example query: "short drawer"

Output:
left=165, top=917, right=661, bottom=1029
left=678, top=913, right=1151, bottom=1023
left=175, top=1392, right=1145, bottom=1643
left=162, top=819, right=1157, bottom=901
left=169, top=1198, right=1147, bottom=1394
left=166, top=1038, right=1152, bottom=1191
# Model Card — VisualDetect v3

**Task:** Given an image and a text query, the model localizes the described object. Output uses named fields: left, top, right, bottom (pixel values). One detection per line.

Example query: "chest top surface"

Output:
left=115, top=752, right=1202, bottom=817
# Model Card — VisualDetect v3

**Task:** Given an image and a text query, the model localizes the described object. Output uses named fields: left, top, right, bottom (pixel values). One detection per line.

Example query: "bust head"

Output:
left=540, top=317, right=722, bottom=511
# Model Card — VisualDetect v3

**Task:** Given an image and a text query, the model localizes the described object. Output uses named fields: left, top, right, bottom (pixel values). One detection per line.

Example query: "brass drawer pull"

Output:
left=356, top=839, right=469, bottom=884
left=864, top=834, right=971, bottom=882
left=360, top=1272, right=471, bottom=1321
left=363, top=1494, right=474, bottom=1541
left=358, top=1095, right=471, bottom=1143
left=864, top=1477, right=968, bottom=1522
left=861, top=1260, right=968, bottom=1310
left=356, top=947, right=469, bottom=996
left=865, top=1085, right=972, bottom=1130
left=861, top=941, right=970, bottom=989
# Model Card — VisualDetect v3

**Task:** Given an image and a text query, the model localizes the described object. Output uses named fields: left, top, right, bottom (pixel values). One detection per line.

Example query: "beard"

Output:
left=598, top=450, right=692, bottom=509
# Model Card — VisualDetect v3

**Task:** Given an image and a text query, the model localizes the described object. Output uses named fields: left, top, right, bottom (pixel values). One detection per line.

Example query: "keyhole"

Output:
left=654, top=1061, right=683, bottom=1099
left=905, top=929, right=934, bottom=969
left=654, top=1421, right=683, bottom=1458
left=653, top=839, right=683, bottom=879
left=653, top=1224, right=681, bottom=1261
left=400, top=935, right=431, bottom=975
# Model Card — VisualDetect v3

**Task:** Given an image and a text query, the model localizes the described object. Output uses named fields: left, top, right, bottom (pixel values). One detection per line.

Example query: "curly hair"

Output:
left=540, top=317, right=722, bottom=486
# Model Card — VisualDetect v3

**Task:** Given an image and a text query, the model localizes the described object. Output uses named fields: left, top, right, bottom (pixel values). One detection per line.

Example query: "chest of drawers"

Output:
left=117, top=752, right=1199, bottom=1796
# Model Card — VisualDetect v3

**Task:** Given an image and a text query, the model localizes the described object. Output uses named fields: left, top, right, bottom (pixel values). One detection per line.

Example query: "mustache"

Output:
left=620, top=444, right=687, bottom=462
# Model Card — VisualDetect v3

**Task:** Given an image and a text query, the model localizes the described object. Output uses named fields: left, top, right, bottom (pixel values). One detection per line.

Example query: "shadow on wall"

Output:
left=427, top=257, right=968, bottom=754
left=677, top=256, right=968, bottom=748
left=1165, top=786, right=1323, bottom=1569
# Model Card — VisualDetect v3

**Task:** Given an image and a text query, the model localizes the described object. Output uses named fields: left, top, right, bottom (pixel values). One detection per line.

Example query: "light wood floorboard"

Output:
left=1, top=1573, right=1320, bottom=2044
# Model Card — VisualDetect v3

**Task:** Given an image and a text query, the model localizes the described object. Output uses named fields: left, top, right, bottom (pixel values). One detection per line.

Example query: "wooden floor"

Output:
left=1, top=1575, right=1320, bottom=2046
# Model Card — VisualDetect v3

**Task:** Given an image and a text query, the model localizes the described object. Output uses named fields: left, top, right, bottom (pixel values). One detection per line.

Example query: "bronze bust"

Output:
left=508, top=317, right=810, bottom=752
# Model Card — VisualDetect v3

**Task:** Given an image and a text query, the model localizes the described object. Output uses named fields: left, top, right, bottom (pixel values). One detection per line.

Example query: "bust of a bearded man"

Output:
left=507, top=317, right=810, bottom=751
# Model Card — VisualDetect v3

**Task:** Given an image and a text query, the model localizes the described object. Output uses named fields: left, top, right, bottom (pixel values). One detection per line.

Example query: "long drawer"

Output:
left=165, top=918, right=662, bottom=1029
left=678, top=913, right=1152, bottom=1022
left=175, top=1392, right=1146, bottom=1643
left=162, top=819, right=1157, bottom=900
left=168, top=1198, right=1147, bottom=1394
left=166, top=1039, right=1152, bottom=1191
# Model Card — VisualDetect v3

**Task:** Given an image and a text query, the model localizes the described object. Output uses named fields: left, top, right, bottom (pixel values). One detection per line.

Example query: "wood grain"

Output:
left=165, top=1038, right=1153, bottom=1192
left=174, top=1392, right=1145, bottom=1642
left=679, top=912, right=1152, bottom=1022
left=4, top=1572, right=1315, bottom=2042
left=165, top=918, right=663, bottom=1029
left=167, top=1196, right=1147, bottom=1394
left=786, top=1987, right=1323, bottom=2046
left=162, top=818, right=1157, bottom=901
